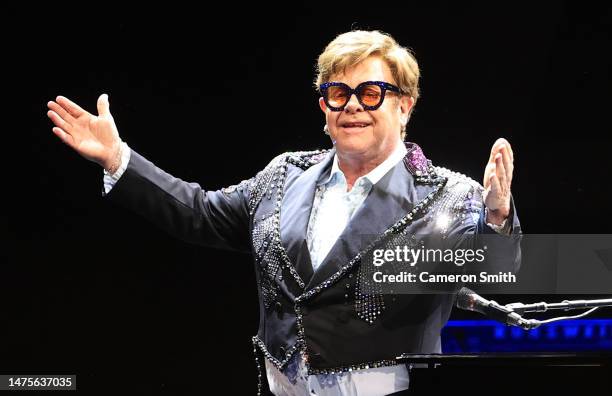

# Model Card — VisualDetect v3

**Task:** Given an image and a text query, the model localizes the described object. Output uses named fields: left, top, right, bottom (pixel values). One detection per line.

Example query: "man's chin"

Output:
left=333, top=138, right=372, bottom=156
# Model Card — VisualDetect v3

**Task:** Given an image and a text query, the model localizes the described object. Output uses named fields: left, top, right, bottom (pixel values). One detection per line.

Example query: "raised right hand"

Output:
left=47, top=94, right=122, bottom=171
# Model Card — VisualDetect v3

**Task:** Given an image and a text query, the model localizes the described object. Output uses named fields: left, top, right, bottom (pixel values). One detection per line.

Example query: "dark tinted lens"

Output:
left=358, top=84, right=383, bottom=107
left=326, top=85, right=350, bottom=108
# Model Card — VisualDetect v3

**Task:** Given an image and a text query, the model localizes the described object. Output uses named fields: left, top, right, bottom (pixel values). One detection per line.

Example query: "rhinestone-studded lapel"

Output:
left=302, top=142, right=441, bottom=294
left=280, top=150, right=336, bottom=286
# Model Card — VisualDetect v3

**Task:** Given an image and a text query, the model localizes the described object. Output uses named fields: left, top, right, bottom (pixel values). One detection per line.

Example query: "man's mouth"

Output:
left=340, top=122, right=371, bottom=129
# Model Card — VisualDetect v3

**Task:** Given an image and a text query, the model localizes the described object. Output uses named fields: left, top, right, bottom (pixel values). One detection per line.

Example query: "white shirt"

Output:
left=102, top=141, right=131, bottom=195
left=306, top=142, right=408, bottom=271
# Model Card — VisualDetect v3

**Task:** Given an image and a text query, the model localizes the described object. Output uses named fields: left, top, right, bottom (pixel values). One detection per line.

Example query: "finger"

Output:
left=96, top=93, right=110, bottom=116
left=483, top=161, right=495, bottom=189
left=502, top=138, right=514, bottom=162
left=52, top=126, right=75, bottom=148
left=489, top=172, right=502, bottom=203
left=487, top=145, right=497, bottom=164
left=500, top=145, right=513, bottom=185
left=506, top=143, right=514, bottom=162
left=495, top=153, right=507, bottom=190
left=47, top=101, right=74, bottom=125
left=47, top=110, right=72, bottom=133
left=496, top=138, right=514, bottom=162
left=488, top=139, right=503, bottom=163
left=56, top=95, right=86, bottom=118
left=488, top=137, right=511, bottom=163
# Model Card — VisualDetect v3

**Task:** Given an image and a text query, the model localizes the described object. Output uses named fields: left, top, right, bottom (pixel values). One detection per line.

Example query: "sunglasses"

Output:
left=319, top=80, right=402, bottom=111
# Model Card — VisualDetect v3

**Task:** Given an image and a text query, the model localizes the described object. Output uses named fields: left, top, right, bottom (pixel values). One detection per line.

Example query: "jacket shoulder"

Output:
left=244, top=149, right=330, bottom=213
left=432, top=166, right=484, bottom=220
left=285, top=149, right=331, bottom=169
left=257, top=148, right=330, bottom=172
left=434, top=166, right=483, bottom=193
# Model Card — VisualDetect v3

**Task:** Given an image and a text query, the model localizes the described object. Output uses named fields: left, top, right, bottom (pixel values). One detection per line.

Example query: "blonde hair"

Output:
left=315, top=30, right=420, bottom=139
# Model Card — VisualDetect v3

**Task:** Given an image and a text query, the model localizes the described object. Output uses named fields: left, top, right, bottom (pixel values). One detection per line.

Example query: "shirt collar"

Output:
left=319, top=141, right=408, bottom=187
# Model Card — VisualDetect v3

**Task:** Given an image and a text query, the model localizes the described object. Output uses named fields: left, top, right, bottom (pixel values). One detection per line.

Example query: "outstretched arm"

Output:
left=47, top=94, right=252, bottom=253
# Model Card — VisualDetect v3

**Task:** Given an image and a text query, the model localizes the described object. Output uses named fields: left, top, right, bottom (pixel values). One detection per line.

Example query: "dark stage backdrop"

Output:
left=3, top=3, right=612, bottom=394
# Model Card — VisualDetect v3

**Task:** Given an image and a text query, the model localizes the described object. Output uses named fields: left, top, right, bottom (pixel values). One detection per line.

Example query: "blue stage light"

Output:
left=442, top=319, right=612, bottom=352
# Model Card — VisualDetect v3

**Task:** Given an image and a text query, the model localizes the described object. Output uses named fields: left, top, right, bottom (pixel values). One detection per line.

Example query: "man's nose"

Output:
left=344, top=93, right=363, bottom=113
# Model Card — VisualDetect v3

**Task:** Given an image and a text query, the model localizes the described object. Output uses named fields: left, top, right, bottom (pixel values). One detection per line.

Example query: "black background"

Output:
left=3, top=2, right=612, bottom=394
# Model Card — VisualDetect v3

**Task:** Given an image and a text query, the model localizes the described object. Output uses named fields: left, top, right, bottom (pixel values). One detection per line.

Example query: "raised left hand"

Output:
left=483, top=138, right=514, bottom=225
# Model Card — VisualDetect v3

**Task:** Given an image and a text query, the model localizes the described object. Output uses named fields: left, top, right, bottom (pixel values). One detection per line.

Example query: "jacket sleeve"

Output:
left=439, top=173, right=522, bottom=274
left=475, top=194, right=522, bottom=274
left=446, top=180, right=523, bottom=294
left=103, top=149, right=253, bottom=253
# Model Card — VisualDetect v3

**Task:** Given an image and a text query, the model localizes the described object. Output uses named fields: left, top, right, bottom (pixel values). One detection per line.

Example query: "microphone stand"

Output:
left=506, top=298, right=612, bottom=314
left=505, top=297, right=612, bottom=330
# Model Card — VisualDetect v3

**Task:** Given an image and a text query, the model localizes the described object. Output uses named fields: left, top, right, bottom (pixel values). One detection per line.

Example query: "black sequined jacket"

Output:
left=104, top=142, right=521, bottom=375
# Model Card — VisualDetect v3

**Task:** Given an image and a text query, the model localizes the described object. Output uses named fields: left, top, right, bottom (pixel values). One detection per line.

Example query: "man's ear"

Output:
left=319, top=97, right=327, bottom=113
left=399, top=96, right=415, bottom=126
left=400, top=96, right=415, bottom=116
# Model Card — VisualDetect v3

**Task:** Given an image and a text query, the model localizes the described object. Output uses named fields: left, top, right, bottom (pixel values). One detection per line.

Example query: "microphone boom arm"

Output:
left=506, top=298, right=612, bottom=315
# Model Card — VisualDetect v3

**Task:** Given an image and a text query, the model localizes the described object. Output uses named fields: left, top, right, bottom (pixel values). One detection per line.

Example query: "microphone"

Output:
left=455, top=287, right=536, bottom=329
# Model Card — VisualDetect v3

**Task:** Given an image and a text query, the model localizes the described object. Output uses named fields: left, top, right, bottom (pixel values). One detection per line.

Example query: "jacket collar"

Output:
left=318, top=141, right=408, bottom=187
left=279, top=142, right=437, bottom=291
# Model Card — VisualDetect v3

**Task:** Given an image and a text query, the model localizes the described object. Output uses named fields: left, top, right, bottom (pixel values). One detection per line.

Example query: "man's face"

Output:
left=319, top=56, right=414, bottom=162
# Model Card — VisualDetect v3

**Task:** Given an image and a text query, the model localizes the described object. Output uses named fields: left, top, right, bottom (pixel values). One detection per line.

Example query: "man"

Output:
left=47, top=30, right=520, bottom=396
